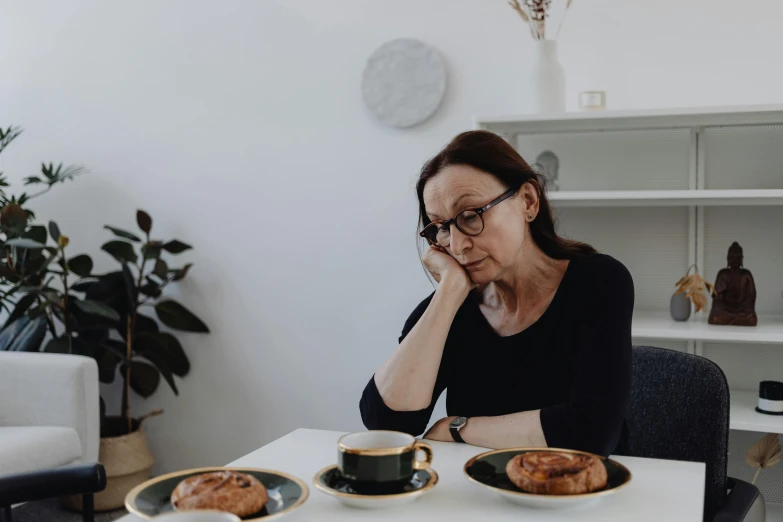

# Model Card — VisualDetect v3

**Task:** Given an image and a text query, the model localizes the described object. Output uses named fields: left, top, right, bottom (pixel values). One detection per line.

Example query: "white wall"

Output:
left=1, top=0, right=782, bottom=473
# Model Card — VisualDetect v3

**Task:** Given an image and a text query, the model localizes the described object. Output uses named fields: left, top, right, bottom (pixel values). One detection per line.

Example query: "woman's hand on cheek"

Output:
left=421, top=246, right=474, bottom=294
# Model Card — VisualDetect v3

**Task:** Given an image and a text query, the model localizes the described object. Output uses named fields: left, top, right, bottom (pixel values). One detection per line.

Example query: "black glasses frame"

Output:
left=419, top=187, right=518, bottom=246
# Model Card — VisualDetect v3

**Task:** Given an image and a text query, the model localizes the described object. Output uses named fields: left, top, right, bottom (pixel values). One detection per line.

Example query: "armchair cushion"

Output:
left=0, top=426, right=82, bottom=476
left=0, top=352, right=99, bottom=464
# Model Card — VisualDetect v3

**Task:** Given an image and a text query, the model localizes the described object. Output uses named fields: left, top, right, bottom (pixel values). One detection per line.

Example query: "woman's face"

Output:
left=422, top=165, right=538, bottom=284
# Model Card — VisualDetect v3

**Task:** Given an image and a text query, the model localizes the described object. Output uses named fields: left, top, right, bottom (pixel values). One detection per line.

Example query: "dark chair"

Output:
left=627, top=345, right=764, bottom=522
left=0, top=463, right=106, bottom=522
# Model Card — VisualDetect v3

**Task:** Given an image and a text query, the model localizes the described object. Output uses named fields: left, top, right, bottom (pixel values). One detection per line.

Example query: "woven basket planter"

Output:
left=62, top=422, right=155, bottom=512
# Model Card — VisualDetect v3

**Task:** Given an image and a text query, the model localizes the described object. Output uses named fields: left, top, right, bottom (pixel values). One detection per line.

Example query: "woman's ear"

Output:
left=521, top=181, right=540, bottom=218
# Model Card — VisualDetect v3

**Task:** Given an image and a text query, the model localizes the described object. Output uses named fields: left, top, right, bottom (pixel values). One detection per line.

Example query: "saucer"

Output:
left=125, top=467, right=309, bottom=520
left=464, top=448, right=632, bottom=509
left=313, top=465, right=438, bottom=509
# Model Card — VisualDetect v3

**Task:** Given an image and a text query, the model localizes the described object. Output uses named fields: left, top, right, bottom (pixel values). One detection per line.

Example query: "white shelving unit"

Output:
left=731, top=391, right=783, bottom=434
left=549, top=189, right=783, bottom=207
left=768, top=504, right=783, bottom=522
left=632, top=311, right=783, bottom=345
left=477, top=104, right=783, bottom=509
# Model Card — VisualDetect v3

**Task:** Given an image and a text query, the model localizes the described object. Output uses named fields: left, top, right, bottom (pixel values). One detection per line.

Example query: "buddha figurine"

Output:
left=708, top=242, right=758, bottom=327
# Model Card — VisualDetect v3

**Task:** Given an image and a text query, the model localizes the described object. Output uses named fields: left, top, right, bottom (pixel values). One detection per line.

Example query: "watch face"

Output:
left=450, top=416, right=467, bottom=429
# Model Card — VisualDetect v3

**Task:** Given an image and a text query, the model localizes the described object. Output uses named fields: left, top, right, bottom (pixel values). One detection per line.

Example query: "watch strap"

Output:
left=450, top=421, right=466, bottom=443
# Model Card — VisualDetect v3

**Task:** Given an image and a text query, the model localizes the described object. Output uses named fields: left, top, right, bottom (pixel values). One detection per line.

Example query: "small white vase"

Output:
left=532, top=40, right=566, bottom=113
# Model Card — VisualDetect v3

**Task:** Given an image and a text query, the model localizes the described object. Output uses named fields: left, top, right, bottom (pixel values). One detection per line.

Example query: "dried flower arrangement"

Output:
left=674, top=264, right=715, bottom=313
left=508, top=0, right=573, bottom=41
left=746, top=433, right=782, bottom=484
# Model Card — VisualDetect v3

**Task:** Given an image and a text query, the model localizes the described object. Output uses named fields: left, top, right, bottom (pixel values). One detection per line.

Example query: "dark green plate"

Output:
left=464, top=448, right=632, bottom=508
left=125, top=467, right=309, bottom=520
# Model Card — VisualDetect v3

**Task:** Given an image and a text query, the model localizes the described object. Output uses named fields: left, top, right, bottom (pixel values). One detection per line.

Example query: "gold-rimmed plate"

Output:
left=313, top=464, right=438, bottom=509
left=464, top=448, right=632, bottom=509
left=125, top=467, right=309, bottom=520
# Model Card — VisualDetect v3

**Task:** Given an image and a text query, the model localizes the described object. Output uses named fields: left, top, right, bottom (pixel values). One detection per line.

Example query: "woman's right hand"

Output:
left=421, top=246, right=474, bottom=294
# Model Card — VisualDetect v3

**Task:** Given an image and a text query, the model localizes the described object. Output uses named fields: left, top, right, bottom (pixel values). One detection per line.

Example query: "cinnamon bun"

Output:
left=505, top=451, right=607, bottom=495
left=171, top=470, right=268, bottom=516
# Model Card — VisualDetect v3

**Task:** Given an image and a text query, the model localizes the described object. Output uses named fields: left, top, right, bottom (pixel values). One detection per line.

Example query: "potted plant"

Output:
left=69, top=210, right=209, bottom=510
left=670, top=264, right=715, bottom=321
left=0, top=125, right=210, bottom=510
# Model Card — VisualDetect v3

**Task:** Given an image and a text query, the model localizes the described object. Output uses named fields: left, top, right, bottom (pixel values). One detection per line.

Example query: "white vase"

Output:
left=532, top=40, right=566, bottom=113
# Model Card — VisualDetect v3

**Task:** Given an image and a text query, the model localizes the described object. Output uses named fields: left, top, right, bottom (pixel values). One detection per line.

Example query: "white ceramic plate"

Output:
left=464, top=448, right=632, bottom=509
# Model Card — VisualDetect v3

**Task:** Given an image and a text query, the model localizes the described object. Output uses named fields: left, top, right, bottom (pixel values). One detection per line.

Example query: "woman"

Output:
left=359, top=130, right=634, bottom=457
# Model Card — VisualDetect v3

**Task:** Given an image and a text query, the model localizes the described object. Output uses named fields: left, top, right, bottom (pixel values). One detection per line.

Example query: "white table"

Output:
left=119, top=428, right=706, bottom=521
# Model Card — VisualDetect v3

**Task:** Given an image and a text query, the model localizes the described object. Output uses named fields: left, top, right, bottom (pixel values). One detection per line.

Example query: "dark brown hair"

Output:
left=416, top=130, right=596, bottom=259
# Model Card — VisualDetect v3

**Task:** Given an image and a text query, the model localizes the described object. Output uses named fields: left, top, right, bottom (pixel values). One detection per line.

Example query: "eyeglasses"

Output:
left=420, top=187, right=518, bottom=247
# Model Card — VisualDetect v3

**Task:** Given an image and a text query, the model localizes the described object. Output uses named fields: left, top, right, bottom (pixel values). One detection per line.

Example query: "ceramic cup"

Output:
left=151, top=511, right=241, bottom=522
left=337, top=431, right=433, bottom=487
left=758, top=381, right=783, bottom=415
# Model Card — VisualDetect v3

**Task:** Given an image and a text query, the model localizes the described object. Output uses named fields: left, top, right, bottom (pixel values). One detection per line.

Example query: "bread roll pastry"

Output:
left=171, top=470, right=268, bottom=516
left=505, top=451, right=607, bottom=495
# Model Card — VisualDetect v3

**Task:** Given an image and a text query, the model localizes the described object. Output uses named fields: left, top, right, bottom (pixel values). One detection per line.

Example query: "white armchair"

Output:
left=0, top=352, right=100, bottom=476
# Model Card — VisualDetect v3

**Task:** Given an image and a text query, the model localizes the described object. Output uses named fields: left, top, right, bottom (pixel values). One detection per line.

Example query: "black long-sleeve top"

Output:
left=360, top=253, right=634, bottom=457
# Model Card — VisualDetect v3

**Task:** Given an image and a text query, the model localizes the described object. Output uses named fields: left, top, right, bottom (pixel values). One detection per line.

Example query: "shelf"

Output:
left=548, top=189, right=783, bottom=207
left=476, top=103, right=783, bottom=125
left=730, top=391, right=783, bottom=434
left=632, top=310, right=783, bottom=345
left=767, top=503, right=783, bottom=522
left=475, top=103, right=783, bottom=133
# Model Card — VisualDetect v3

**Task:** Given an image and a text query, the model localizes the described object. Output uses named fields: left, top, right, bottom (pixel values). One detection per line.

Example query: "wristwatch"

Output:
left=449, top=416, right=468, bottom=443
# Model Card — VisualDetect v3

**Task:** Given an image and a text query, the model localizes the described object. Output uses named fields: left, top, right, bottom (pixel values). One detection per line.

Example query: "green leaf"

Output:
left=139, top=282, right=162, bottom=298
left=24, top=176, right=44, bottom=185
left=8, top=315, right=47, bottom=351
left=70, top=303, right=118, bottom=331
left=137, top=210, right=152, bottom=234
left=0, top=264, right=18, bottom=283
left=119, top=312, right=159, bottom=341
left=48, top=221, right=61, bottom=242
left=27, top=303, right=49, bottom=320
left=71, top=279, right=98, bottom=292
left=172, top=263, right=193, bottom=281
left=136, top=332, right=190, bottom=377
left=102, top=240, right=137, bottom=264
left=127, top=361, right=160, bottom=397
left=5, top=238, right=47, bottom=249
left=135, top=313, right=159, bottom=335
left=67, top=254, right=93, bottom=277
left=96, top=345, right=122, bottom=383
left=121, top=263, right=137, bottom=311
left=101, top=338, right=127, bottom=358
left=23, top=225, right=47, bottom=244
left=2, top=293, right=38, bottom=331
left=153, top=259, right=168, bottom=279
left=154, top=300, right=209, bottom=333
left=44, top=337, right=70, bottom=354
left=139, top=350, right=178, bottom=395
left=0, top=316, right=30, bottom=351
left=141, top=241, right=162, bottom=260
left=70, top=336, right=96, bottom=358
left=104, top=225, right=141, bottom=242
left=162, top=240, right=192, bottom=254
left=73, top=300, right=121, bottom=321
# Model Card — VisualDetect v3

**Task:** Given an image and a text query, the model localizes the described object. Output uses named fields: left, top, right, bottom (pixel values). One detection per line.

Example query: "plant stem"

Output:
left=123, top=314, right=132, bottom=434
left=60, top=248, right=72, bottom=354
left=26, top=185, right=52, bottom=200
left=752, top=467, right=761, bottom=485
left=123, top=245, right=149, bottom=433
left=37, top=295, right=57, bottom=337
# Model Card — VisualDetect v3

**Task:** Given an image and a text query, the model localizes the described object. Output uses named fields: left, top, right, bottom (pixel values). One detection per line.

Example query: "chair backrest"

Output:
left=628, top=345, right=729, bottom=522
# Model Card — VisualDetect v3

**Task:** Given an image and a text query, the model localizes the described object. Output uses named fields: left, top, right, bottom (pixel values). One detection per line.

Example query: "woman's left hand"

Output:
left=423, top=416, right=457, bottom=442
